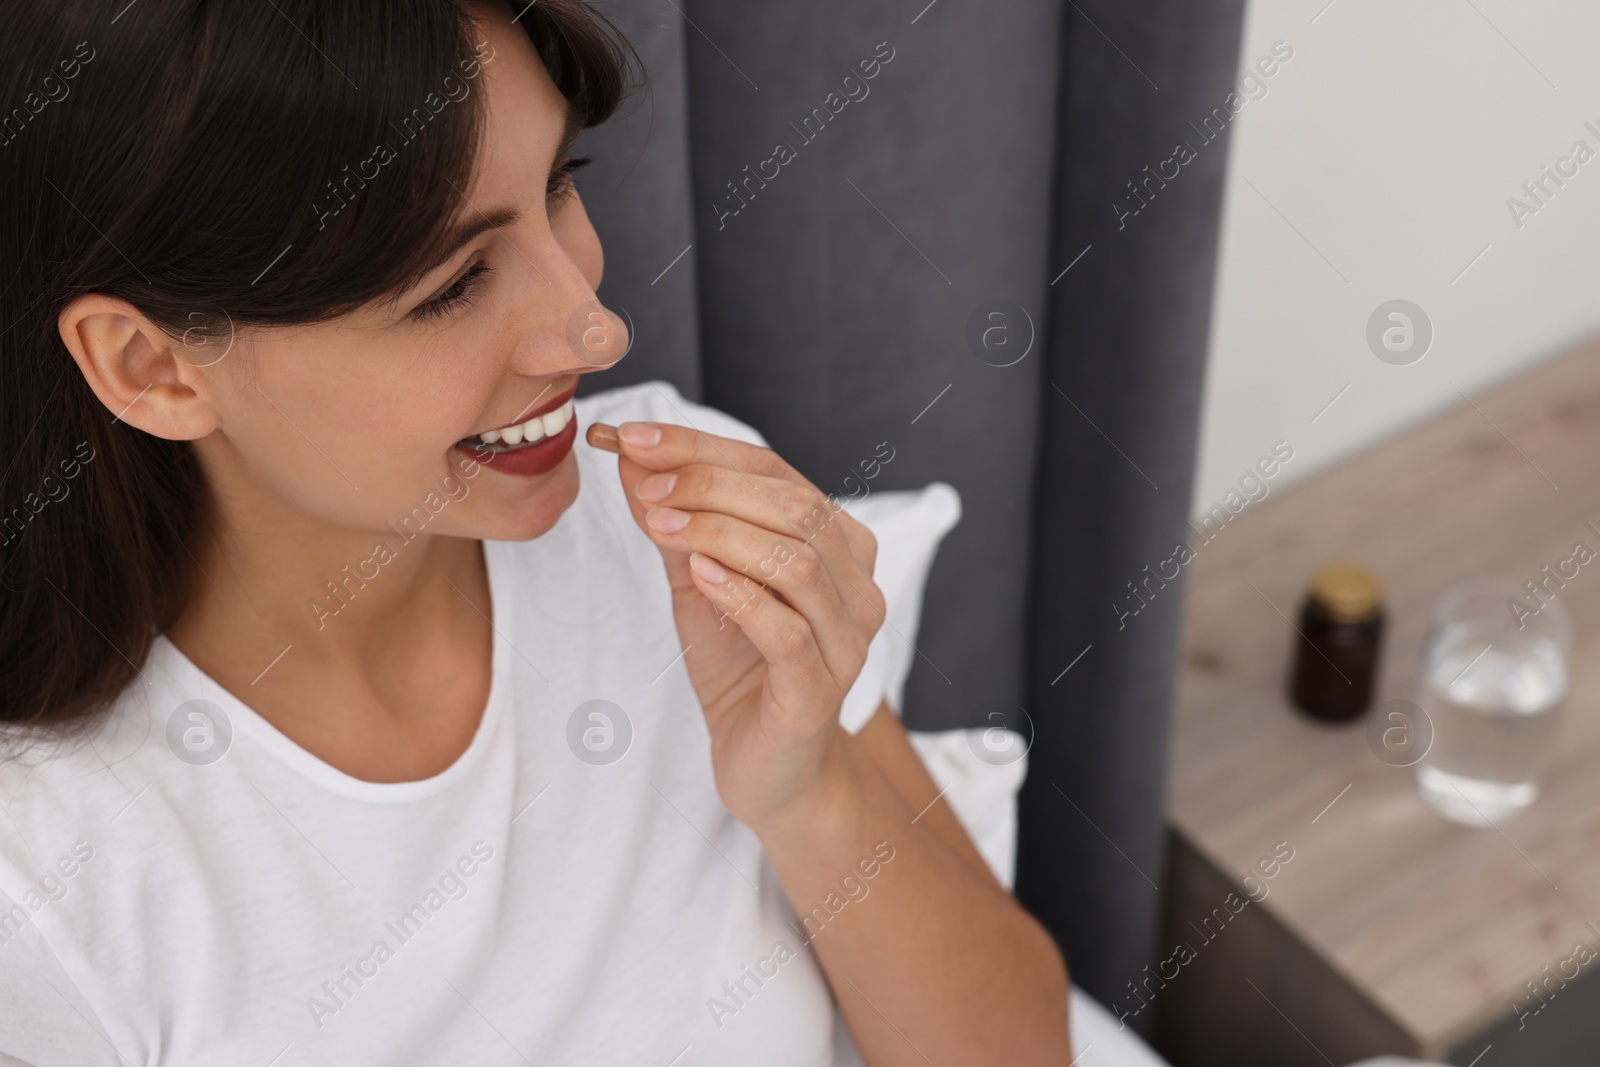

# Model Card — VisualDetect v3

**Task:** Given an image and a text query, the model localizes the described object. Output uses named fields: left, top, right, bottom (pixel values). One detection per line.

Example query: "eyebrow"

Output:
left=398, top=103, right=585, bottom=299
left=420, top=207, right=523, bottom=285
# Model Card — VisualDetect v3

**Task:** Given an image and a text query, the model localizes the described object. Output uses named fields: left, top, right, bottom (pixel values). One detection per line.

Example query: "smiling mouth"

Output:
left=456, top=388, right=577, bottom=454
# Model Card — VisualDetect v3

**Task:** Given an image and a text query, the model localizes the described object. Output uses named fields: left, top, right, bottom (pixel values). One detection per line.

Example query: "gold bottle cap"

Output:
left=1310, top=561, right=1382, bottom=623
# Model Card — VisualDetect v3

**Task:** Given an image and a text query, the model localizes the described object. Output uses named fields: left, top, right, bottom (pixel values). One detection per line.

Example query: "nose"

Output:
left=563, top=299, right=631, bottom=370
left=503, top=254, right=630, bottom=376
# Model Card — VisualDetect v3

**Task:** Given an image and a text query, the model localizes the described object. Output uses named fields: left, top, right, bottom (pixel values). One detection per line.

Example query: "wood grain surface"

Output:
left=1163, top=338, right=1600, bottom=1062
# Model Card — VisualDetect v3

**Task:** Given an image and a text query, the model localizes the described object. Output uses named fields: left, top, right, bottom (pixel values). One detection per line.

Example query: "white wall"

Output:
left=1191, top=0, right=1600, bottom=517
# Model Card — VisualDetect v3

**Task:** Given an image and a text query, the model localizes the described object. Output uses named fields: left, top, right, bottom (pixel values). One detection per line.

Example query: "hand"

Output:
left=585, top=419, right=886, bottom=834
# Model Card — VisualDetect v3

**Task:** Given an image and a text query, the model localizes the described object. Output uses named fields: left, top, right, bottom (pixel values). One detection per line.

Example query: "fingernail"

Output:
left=586, top=423, right=620, bottom=453
left=690, top=551, right=729, bottom=584
left=635, top=472, right=677, bottom=502
left=619, top=422, right=662, bottom=448
left=645, top=506, right=690, bottom=533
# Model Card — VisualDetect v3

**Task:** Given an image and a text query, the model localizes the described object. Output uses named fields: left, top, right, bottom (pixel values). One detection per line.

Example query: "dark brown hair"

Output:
left=0, top=1, right=640, bottom=731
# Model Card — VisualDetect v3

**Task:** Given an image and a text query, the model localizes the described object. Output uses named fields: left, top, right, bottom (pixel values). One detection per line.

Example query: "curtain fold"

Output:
left=1016, top=0, right=1247, bottom=1019
left=572, top=0, right=1246, bottom=1018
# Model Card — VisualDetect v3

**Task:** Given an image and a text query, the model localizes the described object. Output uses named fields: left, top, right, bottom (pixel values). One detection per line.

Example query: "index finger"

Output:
left=585, top=419, right=793, bottom=483
left=586, top=419, right=880, bottom=578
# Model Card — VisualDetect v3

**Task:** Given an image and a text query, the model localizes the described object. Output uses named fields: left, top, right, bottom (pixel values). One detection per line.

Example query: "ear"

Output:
left=57, top=294, right=224, bottom=442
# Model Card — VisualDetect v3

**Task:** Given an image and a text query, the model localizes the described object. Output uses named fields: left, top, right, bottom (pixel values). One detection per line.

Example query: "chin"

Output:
left=464, top=453, right=582, bottom=543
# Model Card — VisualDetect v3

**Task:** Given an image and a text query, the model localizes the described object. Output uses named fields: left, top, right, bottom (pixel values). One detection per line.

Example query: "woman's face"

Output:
left=183, top=0, right=627, bottom=544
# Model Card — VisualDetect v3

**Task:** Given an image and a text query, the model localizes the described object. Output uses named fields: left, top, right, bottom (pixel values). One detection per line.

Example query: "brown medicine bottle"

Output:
left=1289, top=561, right=1385, bottom=722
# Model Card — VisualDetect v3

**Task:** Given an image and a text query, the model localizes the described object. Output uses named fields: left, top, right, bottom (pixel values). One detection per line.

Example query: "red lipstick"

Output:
left=455, top=384, right=579, bottom=478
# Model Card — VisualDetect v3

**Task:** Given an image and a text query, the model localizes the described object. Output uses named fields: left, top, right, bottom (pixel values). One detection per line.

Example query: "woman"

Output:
left=0, top=2, right=1071, bottom=1063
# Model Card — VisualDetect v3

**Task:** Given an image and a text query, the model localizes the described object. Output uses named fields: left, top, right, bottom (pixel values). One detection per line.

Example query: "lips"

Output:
left=454, top=383, right=581, bottom=478
left=457, top=384, right=578, bottom=453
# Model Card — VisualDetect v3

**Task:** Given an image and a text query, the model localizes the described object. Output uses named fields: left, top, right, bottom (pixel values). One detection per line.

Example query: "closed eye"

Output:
left=407, top=156, right=594, bottom=323
left=548, top=155, right=592, bottom=204
left=410, top=260, right=492, bottom=322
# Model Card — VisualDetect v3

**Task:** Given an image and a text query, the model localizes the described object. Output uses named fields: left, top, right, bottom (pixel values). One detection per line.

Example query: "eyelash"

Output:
left=549, top=154, right=592, bottom=203
left=409, top=155, right=595, bottom=322
left=410, top=261, right=493, bottom=321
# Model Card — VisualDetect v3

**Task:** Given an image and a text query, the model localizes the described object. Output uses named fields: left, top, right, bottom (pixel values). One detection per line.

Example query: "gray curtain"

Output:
left=570, top=0, right=1245, bottom=1021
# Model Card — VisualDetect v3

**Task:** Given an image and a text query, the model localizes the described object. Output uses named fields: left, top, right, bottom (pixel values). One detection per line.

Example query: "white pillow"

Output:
left=831, top=483, right=1027, bottom=890
left=836, top=481, right=961, bottom=734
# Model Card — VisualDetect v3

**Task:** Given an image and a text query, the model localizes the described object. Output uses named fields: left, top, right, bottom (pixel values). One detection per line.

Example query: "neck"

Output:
left=165, top=496, right=489, bottom=704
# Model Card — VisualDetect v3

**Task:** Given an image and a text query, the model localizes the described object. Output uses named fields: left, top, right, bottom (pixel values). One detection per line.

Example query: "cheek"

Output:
left=210, top=335, right=495, bottom=521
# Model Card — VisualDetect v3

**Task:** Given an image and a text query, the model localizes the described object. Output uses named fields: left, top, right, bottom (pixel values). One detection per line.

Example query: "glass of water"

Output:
left=1414, top=576, right=1573, bottom=825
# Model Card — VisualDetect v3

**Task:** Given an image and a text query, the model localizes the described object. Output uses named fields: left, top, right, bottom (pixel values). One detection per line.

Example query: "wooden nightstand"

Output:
left=1154, top=339, right=1600, bottom=1067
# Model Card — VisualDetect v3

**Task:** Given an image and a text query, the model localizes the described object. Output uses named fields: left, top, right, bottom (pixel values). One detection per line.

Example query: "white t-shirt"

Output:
left=0, top=382, right=886, bottom=1067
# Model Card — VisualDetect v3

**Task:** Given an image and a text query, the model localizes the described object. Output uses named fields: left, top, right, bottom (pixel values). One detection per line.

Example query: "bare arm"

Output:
left=853, top=699, right=1006, bottom=892
left=760, top=700, right=1073, bottom=1065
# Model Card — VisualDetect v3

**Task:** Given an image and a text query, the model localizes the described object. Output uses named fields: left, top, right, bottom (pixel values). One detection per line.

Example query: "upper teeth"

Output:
left=474, top=399, right=574, bottom=447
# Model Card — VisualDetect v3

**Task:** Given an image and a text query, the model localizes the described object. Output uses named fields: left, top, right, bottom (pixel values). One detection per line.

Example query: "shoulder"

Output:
left=0, top=681, right=163, bottom=845
left=573, top=379, right=770, bottom=450
left=0, top=689, right=157, bottom=1047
